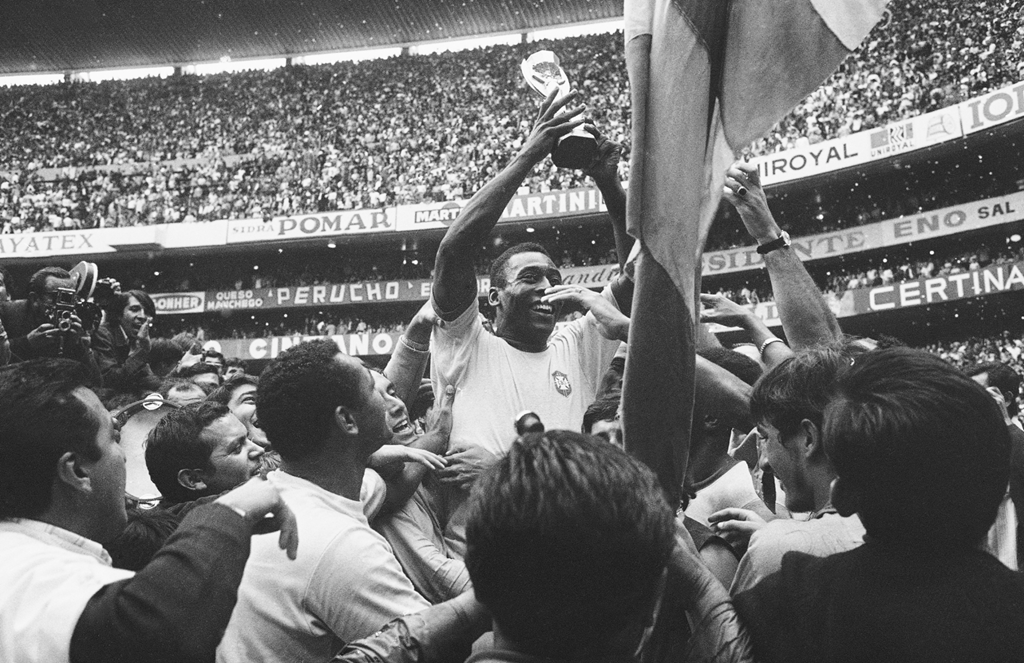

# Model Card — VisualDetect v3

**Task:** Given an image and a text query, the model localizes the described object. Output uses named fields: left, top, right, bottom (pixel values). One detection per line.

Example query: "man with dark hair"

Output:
left=148, top=338, right=185, bottom=377
left=467, top=430, right=675, bottom=659
left=582, top=396, right=622, bottom=446
left=967, top=361, right=1022, bottom=421
left=145, top=401, right=265, bottom=506
left=203, top=349, right=226, bottom=376
left=735, top=348, right=1024, bottom=662
left=217, top=339, right=430, bottom=662
left=208, top=375, right=267, bottom=448
left=0, top=266, right=100, bottom=384
left=159, top=375, right=207, bottom=406
left=223, top=356, right=248, bottom=380
left=967, top=360, right=1024, bottom=569
left=430, top=93, right=632, bottom=555
left=710, top=342, right=867, bottom=589
left=177, top=361, right=222, bottom=393
left=91, top=289, right=160, bottom=396
left=0, top=358, right=298, bottom=663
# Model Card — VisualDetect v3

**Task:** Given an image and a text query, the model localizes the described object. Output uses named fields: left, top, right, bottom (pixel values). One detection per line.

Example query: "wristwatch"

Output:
left=756, top=230, right=791, bottom=255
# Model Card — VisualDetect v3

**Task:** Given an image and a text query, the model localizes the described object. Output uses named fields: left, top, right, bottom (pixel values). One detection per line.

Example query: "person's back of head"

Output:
left=106, top=507, right=182, bottom=571
left=966, top=361, right=1021, bottom=418
left=0, top=358, right=96, bottom=520
left=255, top=339, right=364, bottom=462
left=149, top=338, right=184, bottom=378
left=824, top=347, right=1010, bottom=551
left=145, top=400, right=231, bottom=504
left=466, top=430, right=674, bottom=660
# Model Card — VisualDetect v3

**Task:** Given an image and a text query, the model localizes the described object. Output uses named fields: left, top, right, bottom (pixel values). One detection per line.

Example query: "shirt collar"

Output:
left=0, top=517, right=114, bottom=565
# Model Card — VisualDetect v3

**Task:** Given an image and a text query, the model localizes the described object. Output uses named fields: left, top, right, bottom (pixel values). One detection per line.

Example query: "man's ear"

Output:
left=177, top=468, right=208, bottom=492
left=56, top=451, right=91, bottom=495
left=799, top=418, right=824, bottom=461
left=487, top=287, right=501, bottom=307
left=830, top=477, right=860, bottom=517
left=335, top=405, right=359, bottom=436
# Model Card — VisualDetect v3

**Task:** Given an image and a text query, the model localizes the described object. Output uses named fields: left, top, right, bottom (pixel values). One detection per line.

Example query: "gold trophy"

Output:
left=520, top=50, right=597, bottom=169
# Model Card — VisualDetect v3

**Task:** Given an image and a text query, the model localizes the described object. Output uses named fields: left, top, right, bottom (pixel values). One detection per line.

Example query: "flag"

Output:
left=621, top=0, right=889, bottom=504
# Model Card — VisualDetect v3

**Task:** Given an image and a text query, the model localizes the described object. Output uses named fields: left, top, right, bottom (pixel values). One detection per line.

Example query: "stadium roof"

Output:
left=0, top=0, right=623, bottom=75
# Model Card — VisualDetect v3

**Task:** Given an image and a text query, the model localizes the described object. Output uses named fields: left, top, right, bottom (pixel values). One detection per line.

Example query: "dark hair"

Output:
left=107, top=508, right=181, bottom=571
left=966, top=361, right=1021, bottom=417
left=159, top=377, right=203, bottom=400
left=149, top=338, right=185, bottom=376
left=171, top=332, right=203, bottom=354
left=489, top=242, right=552, bottom=290
left=28, top=266, right=72, bottom=297
left=206, top=375, right=259, bottom=406
left=111, top=289, right=156, bottom=319
left=145, top=401, right=231, bottom=503
left=698, top=346, right=763, bottom=387
left=824, top=348, right=1010, bottom=550
left=224, top=357, right=248, bottom=371
left=255, top=339, right=364, bottom=460
left=582, top=395, right=620, bottom=434
left=0, top=359, right=99, bottom=518
left=203, top=349, right=226, bottom=364
left=177, top=362, right=222, bottom=392
left=466, top=431, right=674, bottom=659
left=750, top=341, right=862, bottom=439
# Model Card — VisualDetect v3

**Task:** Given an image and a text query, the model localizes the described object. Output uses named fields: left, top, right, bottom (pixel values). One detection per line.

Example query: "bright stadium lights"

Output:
left=81, top=67, right=174, bottom=82
left=327, top=241, right=337, bottom=249
left=528, top=19, right=624, bottom=42
left=296, top=48, right=402, bottom=65
left=1011, top=234, right=1022, bottom=243
left=0, top=73, right=63, bottom=87
left=414, top=33, right=520, bottom=56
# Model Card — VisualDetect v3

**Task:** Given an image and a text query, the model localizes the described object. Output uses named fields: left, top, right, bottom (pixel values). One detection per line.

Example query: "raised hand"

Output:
left=542, top=285, right=629, bottom=341
left=517, top=88, right=587, bottom=165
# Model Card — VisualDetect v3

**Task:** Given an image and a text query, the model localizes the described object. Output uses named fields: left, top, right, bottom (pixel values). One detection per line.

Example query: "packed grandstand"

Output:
left=0, top=0, right=1023, bottom=407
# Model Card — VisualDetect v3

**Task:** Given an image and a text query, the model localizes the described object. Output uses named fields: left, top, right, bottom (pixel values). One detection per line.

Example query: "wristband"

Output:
left=400, top=335, right=430, bottom=353
left=759, top=337, right=786, bottom=356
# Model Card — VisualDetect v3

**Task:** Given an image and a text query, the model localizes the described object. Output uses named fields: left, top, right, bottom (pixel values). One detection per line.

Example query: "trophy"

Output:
left=520, top=51, right=598, bottom=170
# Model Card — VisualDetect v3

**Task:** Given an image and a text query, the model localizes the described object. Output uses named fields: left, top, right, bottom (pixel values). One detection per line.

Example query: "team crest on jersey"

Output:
left=552, top=370, right=572, bottom=397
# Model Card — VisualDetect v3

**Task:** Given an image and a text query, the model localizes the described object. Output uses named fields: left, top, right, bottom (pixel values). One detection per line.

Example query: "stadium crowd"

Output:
left=2, top=0, right=1023, bottom=232
left=4, top=4, right=1024, bottom=663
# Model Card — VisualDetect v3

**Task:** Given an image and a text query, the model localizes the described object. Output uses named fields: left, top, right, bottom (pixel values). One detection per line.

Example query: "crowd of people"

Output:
left=2, top=0, right=1023, bottom=233
left=4, top=88, right=1024, bottom=663
left=4, top=5, right=1024, bottom=662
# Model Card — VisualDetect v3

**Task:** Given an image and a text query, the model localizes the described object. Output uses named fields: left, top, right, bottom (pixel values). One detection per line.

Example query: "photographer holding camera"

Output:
left=0, top=267, right=101, bottom=386
left=91, top=289, right=162, bottom=396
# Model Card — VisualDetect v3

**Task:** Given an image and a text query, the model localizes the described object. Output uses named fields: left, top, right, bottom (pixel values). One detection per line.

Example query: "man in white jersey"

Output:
left=429, top=91, right=631, bottom=555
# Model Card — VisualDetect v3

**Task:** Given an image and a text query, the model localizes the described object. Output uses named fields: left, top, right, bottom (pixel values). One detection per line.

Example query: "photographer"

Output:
left=91, top=289, right=162, bottom=396
left=0, top=267, right=101, bottom=386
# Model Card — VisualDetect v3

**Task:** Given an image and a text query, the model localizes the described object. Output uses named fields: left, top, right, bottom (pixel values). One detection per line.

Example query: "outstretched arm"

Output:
left=582, top=127, right=630, bottom=270
left=723, top=162, right=841, bottom=349
left=432, top=89, right=586, bottom=319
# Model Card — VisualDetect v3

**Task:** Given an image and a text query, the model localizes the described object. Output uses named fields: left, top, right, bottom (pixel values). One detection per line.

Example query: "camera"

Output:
left=52, top=288, right=77, bottom=333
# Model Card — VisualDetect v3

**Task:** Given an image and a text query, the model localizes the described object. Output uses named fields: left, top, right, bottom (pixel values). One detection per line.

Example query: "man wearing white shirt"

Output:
left=217, top=339, right=430, bottom=663
left=0, top=358, right=298, bottom=663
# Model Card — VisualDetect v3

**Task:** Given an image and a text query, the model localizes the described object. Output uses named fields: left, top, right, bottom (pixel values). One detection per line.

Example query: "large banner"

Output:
left=156, top=263, right=627, bottom=313
left=395, top=187, right=609, bottom=232
left=851, top=259, right=1024, bottom=313
left=749, top=105, right=962, bottom=186
left=703, top=191, right=1024, bottom=275
left=225, top=209, right=396, bottom=244
left=960, top=81, right=1024, bottom=135
left=204, top=332, right=403, bottom=360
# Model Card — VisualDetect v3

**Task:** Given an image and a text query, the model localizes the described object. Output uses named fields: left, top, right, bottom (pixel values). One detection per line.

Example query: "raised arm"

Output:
left=723, top=162, right=842, bottom=349
left=432, top=89, right=586, bottom=319
left=582, top=127, right=630, bottom=270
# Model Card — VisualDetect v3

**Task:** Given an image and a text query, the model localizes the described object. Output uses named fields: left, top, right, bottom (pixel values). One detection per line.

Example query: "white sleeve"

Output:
left=429, top=295, right=484, bottom=391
